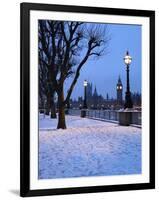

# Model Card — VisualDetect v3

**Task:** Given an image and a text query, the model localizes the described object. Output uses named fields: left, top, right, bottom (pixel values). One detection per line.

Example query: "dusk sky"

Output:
left=64, top=23, right=141, bottom=100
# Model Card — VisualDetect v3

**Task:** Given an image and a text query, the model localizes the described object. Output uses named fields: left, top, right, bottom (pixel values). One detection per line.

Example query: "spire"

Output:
left=118, top=75, right=122, bottom=84
left=106, top=93, right=109, bottom=100
left=93, top=85, right=98, bottom=96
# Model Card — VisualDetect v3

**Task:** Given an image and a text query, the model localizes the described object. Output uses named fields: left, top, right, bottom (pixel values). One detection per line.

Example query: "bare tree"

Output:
left=38, top=20, right=60, bottom=118
left=39, top=20, right=110, bottom=129
left=56, top=22, right=110, bottom=129
left=39, top=50, right=47, bottom=112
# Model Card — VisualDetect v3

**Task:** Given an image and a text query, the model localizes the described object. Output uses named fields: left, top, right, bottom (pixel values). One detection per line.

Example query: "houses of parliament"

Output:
left=69, top=76, right=141, bottom=110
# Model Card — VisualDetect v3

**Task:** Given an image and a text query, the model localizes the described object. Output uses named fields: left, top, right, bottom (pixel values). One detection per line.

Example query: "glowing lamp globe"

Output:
left=83, top=80, right=88, bottom=87
left=124, top=51, right=132, bottom=65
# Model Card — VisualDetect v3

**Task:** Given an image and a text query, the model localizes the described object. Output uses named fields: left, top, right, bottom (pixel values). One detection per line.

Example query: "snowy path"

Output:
left=39, top=115, right=141, bottom=179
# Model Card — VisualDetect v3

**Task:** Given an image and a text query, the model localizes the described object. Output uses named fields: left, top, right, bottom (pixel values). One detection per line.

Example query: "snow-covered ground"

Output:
left=39, top=114, right=141, bottom=179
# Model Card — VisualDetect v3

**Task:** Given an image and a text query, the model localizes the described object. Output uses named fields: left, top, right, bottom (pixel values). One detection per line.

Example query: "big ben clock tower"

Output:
left=116, top=76, right=123, bottom=105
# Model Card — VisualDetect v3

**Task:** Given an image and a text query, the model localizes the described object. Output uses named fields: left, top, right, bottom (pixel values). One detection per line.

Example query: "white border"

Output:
left=30, top=10, right=150, bottom=190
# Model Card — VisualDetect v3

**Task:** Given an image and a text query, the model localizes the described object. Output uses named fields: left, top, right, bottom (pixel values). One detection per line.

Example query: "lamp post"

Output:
left=81, top=80, right=87, bottom=118
left=83, top=80, right=88, bottom=109
left=124, top=51, right=133, bottom=109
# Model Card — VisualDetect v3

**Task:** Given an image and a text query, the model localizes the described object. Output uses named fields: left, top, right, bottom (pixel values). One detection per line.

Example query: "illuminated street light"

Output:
left=83, top=80, right=88, bottom=109
left=124, top=51, right=133, bottom=109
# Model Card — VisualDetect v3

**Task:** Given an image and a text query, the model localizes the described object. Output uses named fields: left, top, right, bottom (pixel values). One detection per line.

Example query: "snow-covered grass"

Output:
left=39, top=114, right=141, bottom=179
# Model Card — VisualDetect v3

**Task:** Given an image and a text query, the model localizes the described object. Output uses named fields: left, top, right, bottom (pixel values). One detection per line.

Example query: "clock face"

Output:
left=117, top=85, right=122, bottom=90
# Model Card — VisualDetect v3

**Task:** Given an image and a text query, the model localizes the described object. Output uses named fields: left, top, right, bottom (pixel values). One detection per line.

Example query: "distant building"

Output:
left=70, top=76, right=141, bottom=110
left=86, top=82, right=93, bottom=100
left=106, top=93, right=109, bottom=101
left=131, top=92, right=141, bottom=106
left=116, top=76, right=123, bottom=105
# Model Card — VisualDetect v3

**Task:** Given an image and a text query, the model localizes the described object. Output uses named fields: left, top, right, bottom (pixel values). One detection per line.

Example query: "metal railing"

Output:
left=68, top=109, right=141, bottom=125
left=86, top=110, right=119, bottom=122
left=68, top=109, right=81, bottom=116
left=131, top=111, right=141, bottom=125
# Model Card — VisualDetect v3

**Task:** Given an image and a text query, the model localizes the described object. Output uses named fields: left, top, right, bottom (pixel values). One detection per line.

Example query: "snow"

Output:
left=39, top=114, right=141, bottom=179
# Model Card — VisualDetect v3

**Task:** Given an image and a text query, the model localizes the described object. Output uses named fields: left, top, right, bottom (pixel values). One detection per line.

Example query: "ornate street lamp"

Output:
left=83, top=80, right=88, bottom=109
left=124, top=51, right=133, bottom=109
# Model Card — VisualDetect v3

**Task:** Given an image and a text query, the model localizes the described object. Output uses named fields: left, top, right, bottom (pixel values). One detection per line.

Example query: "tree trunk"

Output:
left=45, top=92, right=51, bottom=115
left=57, top=105, right=66, bottom=129
left=50, top=100, right=56, bottom=118
left=45, top=104, right=50, bottom=115
left=57, top=88, right=66, bottom=129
